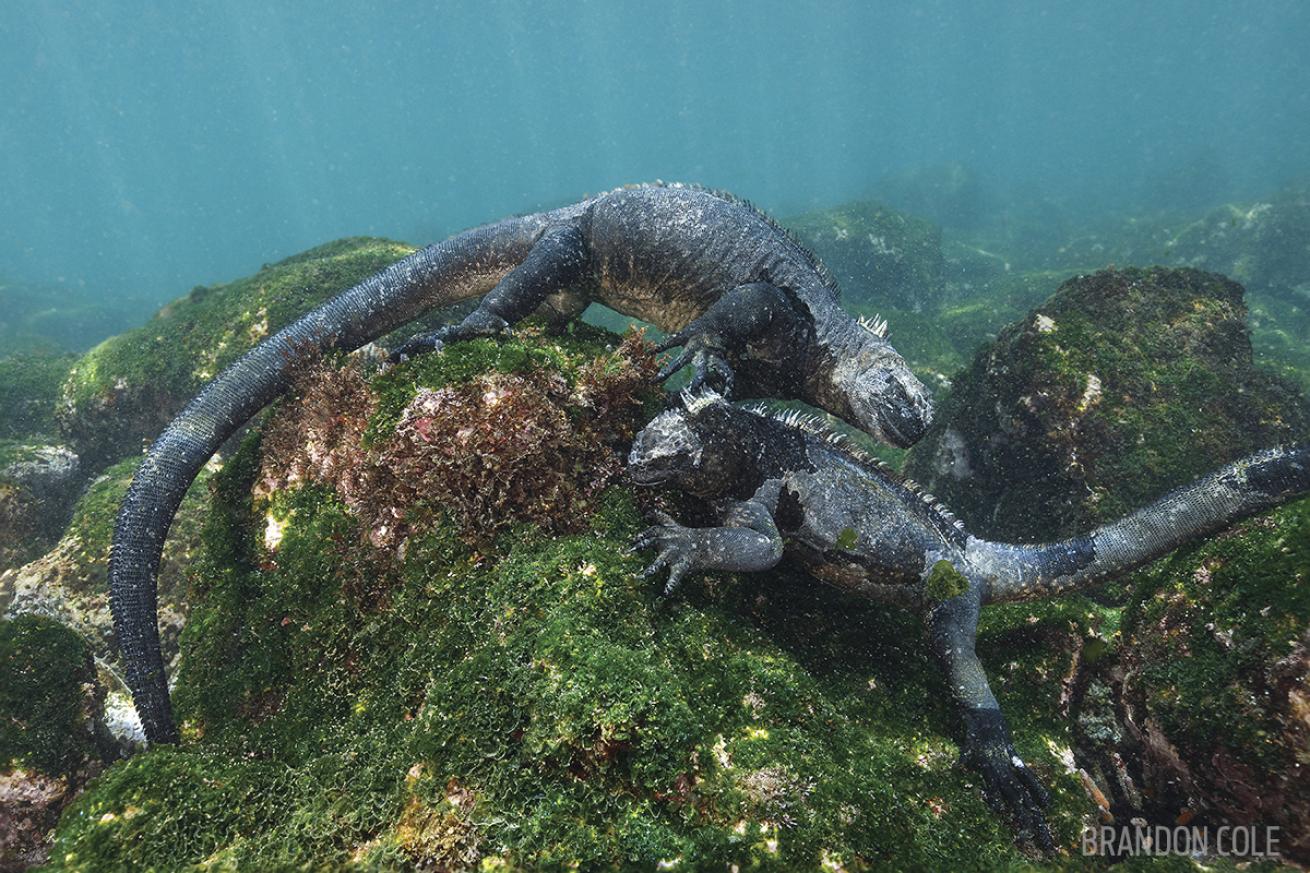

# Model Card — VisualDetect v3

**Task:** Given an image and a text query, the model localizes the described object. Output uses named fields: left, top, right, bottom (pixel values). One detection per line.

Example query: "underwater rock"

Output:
left=904, top=267, right=1310, bottom=543
left=1066, top=497, right=1310, bottom=864
left=1163, top=185, right=1310, bottom=304
left=0, top=615, right=118, bottom=872
left=786, top=200, right=946, bottom=312
left=0, top=442, right=80, bottom=573
left=0, top=456, right=211, bottom=674
left=56, top=237, right=417, bottom=470
left=0, top=351, right=76, bottom=442
left=43, top=326, right=1116, bottom=870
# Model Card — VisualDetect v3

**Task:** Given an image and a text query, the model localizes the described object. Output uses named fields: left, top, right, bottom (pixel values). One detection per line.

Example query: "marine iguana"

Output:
left=110, top=182, right=933, bottom=745
left=627, top=390, right=1310, bottom=850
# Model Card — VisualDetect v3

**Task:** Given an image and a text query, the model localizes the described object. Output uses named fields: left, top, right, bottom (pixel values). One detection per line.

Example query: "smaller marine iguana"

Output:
left=111, top=182, right=932, bottom=745
left=627, top=390, right=1310, bottom=850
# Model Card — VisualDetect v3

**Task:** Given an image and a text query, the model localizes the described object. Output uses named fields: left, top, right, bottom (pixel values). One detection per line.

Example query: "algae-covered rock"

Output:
left=786, top=201, right=946, bottom=312
left=43, top=326, right=1121, bottom=871
left=904, top=267, right=1310, bottom=542
left=1, top=455, right=211, bottom=673
left=0, top=615, right=113, bottom=871
left=1121, top=496, right=1310, bottom=860
left=0, top=441, right=80, bottom=573
left=1065, top=497, right=1310, bottom=865
left=56, top=237, right=417, bottom=469
left=1163, top=186, right=1310, bottom=304
left=0, top=351, right=76, bottom=442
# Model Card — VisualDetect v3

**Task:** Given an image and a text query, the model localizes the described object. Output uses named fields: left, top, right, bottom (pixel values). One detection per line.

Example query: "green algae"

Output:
left=905, top=267, right=1310, bottom=542
left=58, top=237, right=417, bottom=468
left=0, top=615, right=98, bottom=777
left=0, top=350, right=76, bottom=441
left=1122, top=495, right=1310, bottom=774
left=924, top=559, right=969, bottom=603
left=46, top=331, right=1121, bottom=871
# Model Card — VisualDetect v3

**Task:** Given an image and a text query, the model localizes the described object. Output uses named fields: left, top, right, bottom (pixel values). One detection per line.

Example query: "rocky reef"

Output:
left=56, top=237, right=416, bottom=470
left=4, top=208, right=1310, bottom=869
left=904, top=267, right=1310, bottom=542
left=31, top=326, right=1109, bottom=871
left=0, top=616, right=118, bottom=870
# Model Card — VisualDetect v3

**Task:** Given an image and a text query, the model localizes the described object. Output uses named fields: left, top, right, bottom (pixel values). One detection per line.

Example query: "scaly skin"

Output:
left=110, top=182, right=933, bottom=745
left=627, top=390, right=1310, bottom=850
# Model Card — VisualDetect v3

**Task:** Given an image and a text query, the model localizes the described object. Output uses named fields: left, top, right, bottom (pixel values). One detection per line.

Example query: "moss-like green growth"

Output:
left=1117, top=496, right=1310, bottom=839
left=46, top=329, right=1131, bottom=871
left=0, top=350, right=76, bottom=441
left=0, top=615, right=98, bottom=776
left=906, top=267, right=1310, bottom=542
left=1248, top=291, right=1310, bottom=395
left=57, top=237, right=416, bottom=469
left=786, top=201, right=947, bottom=312
left=924, top=559, right=969, bottom=603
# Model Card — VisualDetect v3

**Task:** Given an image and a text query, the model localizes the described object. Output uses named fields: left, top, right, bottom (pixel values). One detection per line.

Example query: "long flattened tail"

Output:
left=110, top=214, right=549, bottom=744
left=970, top=443, right=1310, bottom=604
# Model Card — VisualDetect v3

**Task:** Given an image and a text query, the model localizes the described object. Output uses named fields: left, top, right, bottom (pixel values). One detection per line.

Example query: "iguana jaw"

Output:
left=808, top=323, right=934, bottom=448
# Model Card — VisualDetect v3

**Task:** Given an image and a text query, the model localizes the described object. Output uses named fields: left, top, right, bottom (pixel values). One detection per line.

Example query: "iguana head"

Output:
left=627, top=389, right=742, bottom=496
left=811, top=314, right=933, bottom=447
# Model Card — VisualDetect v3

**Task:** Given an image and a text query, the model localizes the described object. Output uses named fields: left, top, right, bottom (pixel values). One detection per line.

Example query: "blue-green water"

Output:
left=3, top=1, right=1308, bottom=308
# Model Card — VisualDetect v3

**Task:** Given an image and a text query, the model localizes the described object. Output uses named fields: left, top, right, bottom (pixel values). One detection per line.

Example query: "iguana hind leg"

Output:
left=927, top=576, right=1055, bottom=852
left=390, top=222, right=590, bottom=360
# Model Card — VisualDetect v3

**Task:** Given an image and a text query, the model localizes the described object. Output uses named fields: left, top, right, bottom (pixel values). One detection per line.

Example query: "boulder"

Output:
left=1, top=456, right=212, bottom=674
left=56, top=237, right=417, bottom=470
left=904, top=267, right=1310, bottom=542
left=0, top=351, right=76, bottom=442
left=0, top=616, right=117, bottom=871
left=1163, top=186, right=1310, bottom=304
left=44, top=326, right=1105, bottom=870
left=0, top=443, right=80, bottom=573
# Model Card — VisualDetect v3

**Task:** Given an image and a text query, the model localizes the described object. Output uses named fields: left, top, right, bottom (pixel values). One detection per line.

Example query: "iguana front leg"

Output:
left=390, top=222, right=589, bottom=361
left=632, top=481, right=784, bottom=595
left=657, top=282, right=807, bottom=396
left=927, top=575, right=1055, bottom=852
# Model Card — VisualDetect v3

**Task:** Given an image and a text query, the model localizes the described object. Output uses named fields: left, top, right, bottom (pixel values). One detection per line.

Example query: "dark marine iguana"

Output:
left=627, top=389, right=1310, bottom=850
left=110, top=182, right=934, bottom=745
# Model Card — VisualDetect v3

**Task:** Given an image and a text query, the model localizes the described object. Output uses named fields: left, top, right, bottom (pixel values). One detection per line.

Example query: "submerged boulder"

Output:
left=1, top=456, right=211, bottom=676
left=56, top=237, right=417, bottom=470
left=44, top=326, right=1112, bottom=870
left=786, top=201, right=946, bottom=312
left=0, top=351, right=76, bottom=443
left=1163, top=186, right=1310, bottom=305
left=0, top=615, right=116, bottom=871
left=0, top=442, right=80, bottom=573
left=1110, top=497, right=1310, bottom=861
left=904, top=267, right=1310, bottom=542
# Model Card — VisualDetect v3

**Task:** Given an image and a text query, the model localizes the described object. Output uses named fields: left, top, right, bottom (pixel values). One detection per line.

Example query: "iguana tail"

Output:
left=110, top=213, right=551, bottom=744
left=970, top=443, right=1310, bottom=604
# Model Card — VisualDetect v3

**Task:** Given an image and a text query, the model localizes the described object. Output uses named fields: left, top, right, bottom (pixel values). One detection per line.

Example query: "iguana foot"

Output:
left=631, top=511, right=702, bottom=596
left=656, top=333, right=735, bottom=396
left=961, top=707, right=1054, bottom=852
left=388, top=310, right=508, bottom=362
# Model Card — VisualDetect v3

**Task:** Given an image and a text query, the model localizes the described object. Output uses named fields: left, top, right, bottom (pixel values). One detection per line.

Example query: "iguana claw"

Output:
left=656, top=334, right=735, bottom=396
left=962, top=710, right=1055, bottom=852
left=388, top=311, right=509, bottom=363
left=632, top=513, right=698, bottom=595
